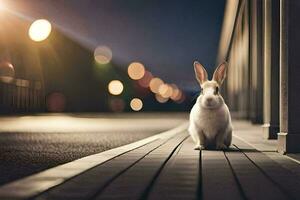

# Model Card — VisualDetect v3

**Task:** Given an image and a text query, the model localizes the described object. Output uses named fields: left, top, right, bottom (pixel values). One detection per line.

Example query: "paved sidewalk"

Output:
left=0, top=121, right=300, bottom=200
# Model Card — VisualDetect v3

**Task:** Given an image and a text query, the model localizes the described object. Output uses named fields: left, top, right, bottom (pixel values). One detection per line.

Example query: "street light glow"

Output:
left=127, top=62, right=145, bottom=80
left=108, top=80, right=123, bottom=95
left=29, top=19, right=52, bottom=42
left=130, top=98, right=143, bottom=111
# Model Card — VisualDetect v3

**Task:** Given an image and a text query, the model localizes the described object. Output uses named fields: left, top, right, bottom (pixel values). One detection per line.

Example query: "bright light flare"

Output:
left=128, top=62, right=145, bottom=80
left=149, top=77, right=164, bottom=93
left=108, top=80, right=123, bottom=95
left=29, top=19, right=52, bottom=42
left=130, top=98, right=143, bottom=111
left=94, top=46, right=112, bottom=64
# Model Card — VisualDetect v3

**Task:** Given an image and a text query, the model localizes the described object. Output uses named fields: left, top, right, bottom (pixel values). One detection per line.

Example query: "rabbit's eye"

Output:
left=214, top=87, right=219, bottom=95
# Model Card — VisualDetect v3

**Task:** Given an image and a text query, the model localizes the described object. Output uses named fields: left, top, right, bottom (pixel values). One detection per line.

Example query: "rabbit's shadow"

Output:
left=195, top=147, right=259, bottom=153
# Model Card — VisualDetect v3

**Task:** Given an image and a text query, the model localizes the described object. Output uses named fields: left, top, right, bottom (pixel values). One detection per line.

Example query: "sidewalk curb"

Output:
left=0, top=122, right=188, bottom=199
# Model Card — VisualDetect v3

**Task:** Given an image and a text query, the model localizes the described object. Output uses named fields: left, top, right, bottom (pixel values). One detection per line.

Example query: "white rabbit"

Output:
left=188, top=61, right=232, bottom=150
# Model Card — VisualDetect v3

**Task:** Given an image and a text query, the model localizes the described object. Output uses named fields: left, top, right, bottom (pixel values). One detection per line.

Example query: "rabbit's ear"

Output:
left=213, top=61, right=227, bottom=85
left=194, top=61, right=208, bottom=85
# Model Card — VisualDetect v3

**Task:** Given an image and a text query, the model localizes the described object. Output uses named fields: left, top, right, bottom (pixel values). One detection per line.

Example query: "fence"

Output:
left=0, top=78, right=44, bottom=113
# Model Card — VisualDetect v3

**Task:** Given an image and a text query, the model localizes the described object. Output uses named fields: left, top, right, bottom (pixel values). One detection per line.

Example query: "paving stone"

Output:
left=94, top=133, right=188, bottom=199
left=233, top=137, right=300, bottom=200
left=34, top=137, right=171, bottom=200
left=225, top=147, right=288, bottom=200
left=201, top=150, right=244, bottom=200
left=147, top=137, right=200, bottom=200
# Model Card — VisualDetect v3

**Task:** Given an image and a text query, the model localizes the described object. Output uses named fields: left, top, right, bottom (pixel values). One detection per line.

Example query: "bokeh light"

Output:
left=29, top=19, right=52, bottom=42
left=170, top=84, right=181, bottom=100
left=155, top=93, right=169, bottom=103
left=171, top=89, right=183, bottom=102
left=109, top=98, right=125, bottom=112
left=175, top=92, right=186, bottom=104
left=47, top=92, right=66, bottom=112
left=149, top=77, right=164, bottom=93
left=0, top=61, right=15, bottom=83
left=158, top=84, right=173, bottom=98
left=108, top=80, right=123, bottom=95
left=138, top=71, right=153, bottom=88
left=94, top=46, right=112, bottom=64
left=128, top=62, right=145, bottom=80
left=130, top=98, right=143, bottom=111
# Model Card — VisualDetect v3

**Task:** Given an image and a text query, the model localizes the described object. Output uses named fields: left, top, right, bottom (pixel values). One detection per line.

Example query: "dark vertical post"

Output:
left=262, top=0, right=280, bottom=139
left=249, top=0, right=264, bottom=124
left=278, top=0, right=300, bottom=153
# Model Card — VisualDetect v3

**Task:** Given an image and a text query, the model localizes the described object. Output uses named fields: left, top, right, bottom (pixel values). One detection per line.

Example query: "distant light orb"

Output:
left=158, top=84, right=173, bottom=98
left=138, top=71, right=153, bottom=88
left=94, top=46, right=112, bottom=64
left=0, top=61, right=15, bottom=83
left=29, top=19, right=52, bottom=42
left=128, top=62, right=145, bottom=80
left=130, top=98, right=143, bottom=111
left=149, top=77, right=164, bottom=93
left=175, top=93, right=186, bottom=104
left=108, top=80, right=123, bottom=95
left=155, top=93, right=169, bottom=103
left=170, top=84, right=180, bottom=100
left=172, top=89, right=183, bottom=102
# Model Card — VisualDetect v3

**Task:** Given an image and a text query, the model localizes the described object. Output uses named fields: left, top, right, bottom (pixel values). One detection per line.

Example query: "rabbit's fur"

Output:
left=188, top=61, right=232, bottom=150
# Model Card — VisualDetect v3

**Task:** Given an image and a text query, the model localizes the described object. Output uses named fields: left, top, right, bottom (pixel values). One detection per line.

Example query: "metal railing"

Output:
left=0, top=78, right=44, bottom=113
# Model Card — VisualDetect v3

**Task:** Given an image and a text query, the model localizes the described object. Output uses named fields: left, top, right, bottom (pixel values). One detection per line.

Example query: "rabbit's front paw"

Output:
left=216, top=143, right=228, bottom=150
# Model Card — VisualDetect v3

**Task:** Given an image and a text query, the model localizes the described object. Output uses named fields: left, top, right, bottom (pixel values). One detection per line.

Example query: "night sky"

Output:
left=6, top=0, right=225, bottom=90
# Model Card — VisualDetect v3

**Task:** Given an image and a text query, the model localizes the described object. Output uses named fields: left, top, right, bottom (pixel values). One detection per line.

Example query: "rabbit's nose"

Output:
left=207, top=97, right=213, bottom=102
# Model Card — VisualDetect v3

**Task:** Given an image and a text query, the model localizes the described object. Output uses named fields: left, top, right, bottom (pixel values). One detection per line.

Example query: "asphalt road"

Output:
left=0, top=113, right=188, bottom=186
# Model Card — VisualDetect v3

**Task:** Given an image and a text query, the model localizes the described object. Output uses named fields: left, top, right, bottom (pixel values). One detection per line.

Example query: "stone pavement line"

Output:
left=146, top=137, right=200, bottom=200
left=34, top=133, right=184, bottom=200
left=93, top=133, right=189, bottom=199
left=0, top=122, right=188, bottom=199
left=233, top=137, right=300, bottom=200
left=232, top=135, right=300, bottom=177
left=224, top=146, right=288, bottom=200
left=201, top=150, right=244, bottom=200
